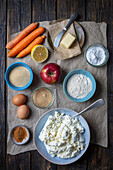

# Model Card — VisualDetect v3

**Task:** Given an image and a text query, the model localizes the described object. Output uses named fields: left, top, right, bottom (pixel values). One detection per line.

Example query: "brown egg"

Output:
left=13, top=94, right=26, bottom=106
left=17, top=105, right=29, bottom=119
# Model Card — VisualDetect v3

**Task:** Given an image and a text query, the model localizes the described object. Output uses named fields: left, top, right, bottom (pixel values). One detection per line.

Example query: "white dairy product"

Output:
left=86, top=46, right=106, bottom=65
left=67, top=74, right=92, bottom=99
left=39, top=111, right=85, bottom=158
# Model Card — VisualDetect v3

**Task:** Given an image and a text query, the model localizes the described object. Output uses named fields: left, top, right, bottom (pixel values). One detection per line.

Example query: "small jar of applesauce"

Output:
left=32, top=87, right=54, bottom=109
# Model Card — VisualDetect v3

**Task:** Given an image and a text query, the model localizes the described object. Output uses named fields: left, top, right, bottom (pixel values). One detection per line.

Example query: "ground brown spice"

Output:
left=33, top=88, right=52, bottom=108
left=13, top=127, right=27, bottom=142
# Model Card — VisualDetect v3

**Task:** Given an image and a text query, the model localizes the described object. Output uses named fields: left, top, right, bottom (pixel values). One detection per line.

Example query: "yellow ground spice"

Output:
left=13, top=127, right=27, bottom=142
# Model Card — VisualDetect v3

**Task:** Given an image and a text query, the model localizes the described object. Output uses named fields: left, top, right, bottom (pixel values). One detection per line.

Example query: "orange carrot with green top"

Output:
left=17, top=36, right=45, bottom=58
left=8, top=27, right=45, bottom=57
left=6, top=22, right=38, bottom=49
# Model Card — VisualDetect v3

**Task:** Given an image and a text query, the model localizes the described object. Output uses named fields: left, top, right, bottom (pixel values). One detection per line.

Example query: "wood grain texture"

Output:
left=6, top=0, right=31, bottom=169
left=57, top=1, right=86, bottom=169
left=32, top=0, right=56, bottom=22
left=101, top=0, right=113, bottom=169
left=57, top=0, right=85, bottom=21
left=0, top=1, right=7, bottom=169
left=85, top=0, right=113, bottom=169
left=31, top=0, right=57, bottom=170
left=0, top=0, right=113, bottom=169
left=84, top=1, right=102, bottom=169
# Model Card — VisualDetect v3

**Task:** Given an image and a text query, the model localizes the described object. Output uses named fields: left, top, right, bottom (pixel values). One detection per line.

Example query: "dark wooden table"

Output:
left=0, top=0, right=113, bottom=169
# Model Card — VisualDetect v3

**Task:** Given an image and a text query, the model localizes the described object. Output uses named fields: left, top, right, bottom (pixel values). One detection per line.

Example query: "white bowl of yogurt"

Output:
left=85, top=43, right=109, bottom=67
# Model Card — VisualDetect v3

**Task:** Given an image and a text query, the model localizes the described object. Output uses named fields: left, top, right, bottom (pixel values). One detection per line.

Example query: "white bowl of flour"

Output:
left=85, top=43, right=109, bottom=67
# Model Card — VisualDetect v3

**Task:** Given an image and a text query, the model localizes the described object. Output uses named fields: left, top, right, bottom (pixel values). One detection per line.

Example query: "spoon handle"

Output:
left=71, top=99, right=104, bottom=119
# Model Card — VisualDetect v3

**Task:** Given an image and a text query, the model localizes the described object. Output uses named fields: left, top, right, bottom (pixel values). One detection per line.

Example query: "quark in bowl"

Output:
left=39, top=111, right=85, bottom=158
left=34, top=108, right=90, bottom=165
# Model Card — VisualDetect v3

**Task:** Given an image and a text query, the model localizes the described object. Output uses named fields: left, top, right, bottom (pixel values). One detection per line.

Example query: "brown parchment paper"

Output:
left=7, top=20, right=107, bottom=155
left=47, top=20, right=81, bottom=60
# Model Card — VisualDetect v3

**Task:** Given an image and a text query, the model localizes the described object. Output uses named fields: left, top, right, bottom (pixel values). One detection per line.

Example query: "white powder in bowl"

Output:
left=9, top=66, right=30, bottom=87
left=86, top=46, right=106, bottom=66
left=67, top=74, right=92, bottom=99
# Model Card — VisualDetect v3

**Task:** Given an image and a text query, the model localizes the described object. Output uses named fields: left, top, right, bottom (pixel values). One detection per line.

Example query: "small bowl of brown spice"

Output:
left=32, top=87, right=54, bottom=109
left=9, top=125, right=30, bottom=145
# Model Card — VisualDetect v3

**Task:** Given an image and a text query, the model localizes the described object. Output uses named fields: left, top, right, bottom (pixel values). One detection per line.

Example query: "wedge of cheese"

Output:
left=60, top=33, right=76, bottom=48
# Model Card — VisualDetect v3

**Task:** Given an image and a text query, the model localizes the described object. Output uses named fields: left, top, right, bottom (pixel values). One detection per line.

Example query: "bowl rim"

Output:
left=84, top=43, right=109, bottom=67
left=34, top=108, right=90, bottom=165
left=5, top=62, right=33, bottom=91
left=63, top=69, right=96, bottom=102
left=9, top=125, right=30, bottom=145
left=32, top=87, right=54, bottom=109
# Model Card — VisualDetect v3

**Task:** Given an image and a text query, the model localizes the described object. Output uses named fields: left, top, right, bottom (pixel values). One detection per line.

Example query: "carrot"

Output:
left=6, top=22, right=38, bottom=49
left=8, top=27, right=45, bottom=57
left=17, top=36, right=46, bottom=58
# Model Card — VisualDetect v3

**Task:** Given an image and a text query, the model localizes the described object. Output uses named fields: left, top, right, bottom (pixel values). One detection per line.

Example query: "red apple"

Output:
left=40, top=63, right=62, bottom=84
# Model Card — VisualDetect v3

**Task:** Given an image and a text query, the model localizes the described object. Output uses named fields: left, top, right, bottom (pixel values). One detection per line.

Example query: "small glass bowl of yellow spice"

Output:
left=9, top=125, right=30, bottom=145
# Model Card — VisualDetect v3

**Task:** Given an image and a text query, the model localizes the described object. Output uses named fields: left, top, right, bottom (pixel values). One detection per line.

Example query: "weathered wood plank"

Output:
left=57, top=0, right=85, bottom=21
left=2, top=0, right=113, bottom=169
left=32, top=0, right=56, bottom=22
left=85, top=4, right=103, bottom=170
left=85, top=0, right=113, bottom=169
left=6, top=0, right=31, bottom=169
left=100, top=0, right=113, bottom=169
left=31, top=0, right=57, bottom=170
left=0, top=0, right=7, bottom=170
left=57, top=0, right=86, bottom=169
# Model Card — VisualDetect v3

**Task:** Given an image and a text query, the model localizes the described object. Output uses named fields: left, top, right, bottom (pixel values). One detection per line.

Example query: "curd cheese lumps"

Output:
left=39, top=111, right=85, bottom=158
left=60, top=33, right=76, bottom=48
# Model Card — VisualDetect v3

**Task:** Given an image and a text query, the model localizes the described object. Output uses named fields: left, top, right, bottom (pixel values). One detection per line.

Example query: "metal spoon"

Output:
left=71, top=99, right=104, bottom=119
